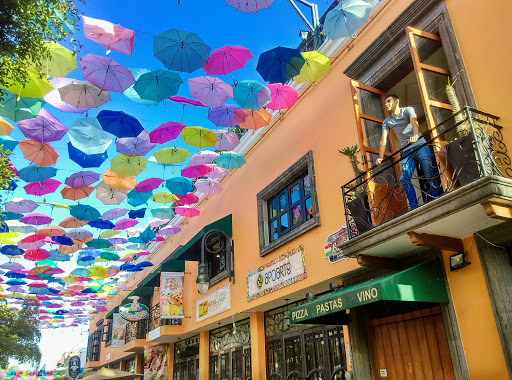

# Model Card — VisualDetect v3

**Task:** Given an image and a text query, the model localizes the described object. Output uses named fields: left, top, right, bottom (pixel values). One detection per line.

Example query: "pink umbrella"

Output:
left=175, top=192, right=199, bottom=206
left=189, top=151, right=219, bottom=166
left=134, top=250, right=151, bottom=256
left=44, top=78, right=89, bottom=114
left=17, top=108, right=68, bottom=143
left=181, top=164, right=212, bottom=178
left=116, top=130, right=155, bottom=156
left=213, top=129, right=241, bottom=151
left=65, top=171, right=100, bottom=188
left=24, top=179, right=61, bottom=196
left=20, top=213, right=53, bottom=225
left=18, top=240, right=44, bottom=250
left=159, top=225, right=181, bottom=236
left=37, top=295, right=51, bottom=301
left=80, top=54, right=135, bottom=92
left=168, top=96, right=205, bottom=107
left=153, top=235, right=164, bottom=242
left=266, top=84, right=299, bottom=111
left=113, top=218, right=139, bottom=230
left=24, top=249, right=51, bottom=261
left=175, top=206, right=200, bottom=217
left=188, top=77, right=233, bottom=106
left=136, top=178, right=164, bottom=192
left=82, top=16, right=135, bottom=55
left=43, top=267, right=65, bottom=275
left=28, top=282, right=48, bottom=288
left=148, top=218, right=169, bottom=228
left=203, top=45, right=253, bottom=75
left=70, top=301, right=85, bottom=306
left=39, top=315, right=51, bottom=320
left=102, top=208, right=128, bottom=220
left=195, top=178, right=223, bottom=195
left=149, top=121, right=186, bottom=144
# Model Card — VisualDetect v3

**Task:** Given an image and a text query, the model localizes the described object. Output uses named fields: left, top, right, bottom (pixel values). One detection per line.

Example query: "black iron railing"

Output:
left=124, top=318, right=148, bottom=343
left=342, top=107, right=511, bottom=239
left=148, top=303, right=182, bottom=332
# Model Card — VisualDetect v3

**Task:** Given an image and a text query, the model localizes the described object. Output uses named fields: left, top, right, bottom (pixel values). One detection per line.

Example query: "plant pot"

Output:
left=445, top=134, right=481, bottom=187
left=347, top=195, right=372, bottom=236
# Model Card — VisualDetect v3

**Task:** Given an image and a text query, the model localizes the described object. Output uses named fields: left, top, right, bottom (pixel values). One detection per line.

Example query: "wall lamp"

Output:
left=196, top=229, right=232, bottom=294
left=449, top=252, right=471, bottom=271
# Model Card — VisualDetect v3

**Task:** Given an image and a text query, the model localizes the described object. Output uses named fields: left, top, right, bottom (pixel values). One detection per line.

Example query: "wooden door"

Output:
left=368, top=307, right=455, bottom=380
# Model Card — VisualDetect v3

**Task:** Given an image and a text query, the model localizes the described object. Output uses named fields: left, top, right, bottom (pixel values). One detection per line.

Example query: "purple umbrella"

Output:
left=135, top=178, right=164, bottom=192
left=5, top=198, right=39, bottom=213
left=168, top=96, right=205, bottom=107
left=44, top=78, right=88, bottom=114
left=7, top=286, right=26, bottom=293
left=113, top=218, right=138, bottom=230
left=18, top=240, right=44, bottom=250
left=208, top=105, right=247, bottom=128
left=203, top=45, right=253, bottom=75
left=181, top=164, right=212, bottom=178
left=187, top=77, right=233, bottom=106
left=213, top=129, right=241, bottom=151
left=24, top=179, right=61, bottom=196
left=195, top=178, right=223, bottom=194
left=188, top=151, right=219, bottom=166
left=20, top=213, right=53, bottom=225
left=102, top=208, right=128, bottom=220
left=205, top=164, right=229, bottom=179
left=226, top=0, right=275, bottom=13
left=65, top=171, right=100, bottom=188
left=79, top=54, right=135, bottom=93
left=149, top=121, right=186, bottom=144
left=107, top=236, right=128, bottom=245
left=158, top=225, right=181, bottom=235
left=0, top=262, right=24, bottom=271
left=17, top=108, right=68, bottom=143
left=116, top=130, right=155, bottom=155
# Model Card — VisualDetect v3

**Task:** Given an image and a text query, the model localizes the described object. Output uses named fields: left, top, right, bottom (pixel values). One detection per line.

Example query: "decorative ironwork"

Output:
left=210, top=319, right=251, bottom=352
left=175, top=335, right=200, bottom=360
left=342, top=107, right=510, bottom=239
left=265, top=300, right=309, bottom=337
left=124, top=319, right=148, bottom=343
left=86, top=329, right=101, bottom=363
left=148, top=303, right=182, bottom=332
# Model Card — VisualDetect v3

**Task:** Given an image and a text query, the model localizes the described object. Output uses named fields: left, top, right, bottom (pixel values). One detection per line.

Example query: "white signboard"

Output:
left=247, top=245, right=307, bottom=301
left=111, top=313, right=129, bottom=348
left=196, top=284, right=231, bottom=322
left=160, top=272, right=184, bottom=319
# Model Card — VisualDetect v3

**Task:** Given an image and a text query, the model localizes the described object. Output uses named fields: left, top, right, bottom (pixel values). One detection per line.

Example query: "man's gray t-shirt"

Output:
left=382, top=106, right=425, bottom=149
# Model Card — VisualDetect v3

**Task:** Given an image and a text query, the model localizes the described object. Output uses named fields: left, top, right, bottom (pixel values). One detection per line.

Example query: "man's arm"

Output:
left=409, top=112, right=420, bottom=144
left=376, top=128, right=389, bottom=165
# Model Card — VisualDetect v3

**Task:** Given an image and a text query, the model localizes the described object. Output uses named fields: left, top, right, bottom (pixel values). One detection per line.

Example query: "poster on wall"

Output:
left=196, top=284, right=231, bottom=323
left=144, top=344, right=168, bottom=380
left=111, top=313, right=129, bottom=348
left=160, top=272, right=184, bottom=319
left=246, top=244, right=307, bottom=301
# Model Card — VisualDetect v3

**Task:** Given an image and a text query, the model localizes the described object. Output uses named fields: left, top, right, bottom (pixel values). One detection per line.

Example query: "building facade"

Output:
left=85, top=0, right=512, bottom=379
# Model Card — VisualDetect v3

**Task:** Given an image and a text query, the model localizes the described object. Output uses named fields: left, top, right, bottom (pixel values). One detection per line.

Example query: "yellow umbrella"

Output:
left=0, top=285, right=3, bottom=292
left=87, top=266, right=109, bottom=280
left=99, top=229, right=118, bottom=238
left=121, top=252, right=137, bottom=260
left=101, top=169, right=136, bottom=191
left=0, top=232, right=19, bottom=239
left=1, top=68, right=54, bottom=98
left=293, top=51, right=331, bottom=83
left=153, top=147, right=190, bottom=165
left=60, top=275, right=79, bottom=283
left=180, top=126, right=218, bottom=149
left=0, top=117, right=14, bottom=136
left=151, top=191, right=179, bottom=204
left=36, top=201, right=71, bottom=209
left=110, top=154, right=147, bottom=177
left=30, top=41, right=78, bottom=78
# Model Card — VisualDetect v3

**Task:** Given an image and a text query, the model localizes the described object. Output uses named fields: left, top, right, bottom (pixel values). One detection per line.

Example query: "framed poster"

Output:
left=160, top=272, right=184, bottom=319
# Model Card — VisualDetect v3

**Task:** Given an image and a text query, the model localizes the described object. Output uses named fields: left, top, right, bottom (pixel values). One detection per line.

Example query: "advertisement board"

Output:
left=160, top=272, right=184, bottom=319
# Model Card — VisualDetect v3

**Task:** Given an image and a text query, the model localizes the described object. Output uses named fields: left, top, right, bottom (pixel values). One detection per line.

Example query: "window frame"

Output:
left=257, top=151, right=320, bottom=257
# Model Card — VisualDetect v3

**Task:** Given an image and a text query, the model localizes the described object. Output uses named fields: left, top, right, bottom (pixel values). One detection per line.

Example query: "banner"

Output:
left=246, top=244, right=307, bottom=301
left=160, top=272, right=184, bottom=319
left=111, top=313, right=129, bottom=348
left=196, top=284, right=231, bottom=322
left=144, top=344, right=168, bottom=380
left=120, top=296, right=150, bottom=321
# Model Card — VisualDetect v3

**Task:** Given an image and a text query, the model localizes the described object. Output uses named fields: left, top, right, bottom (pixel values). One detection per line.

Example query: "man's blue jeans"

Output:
left=400, top=145, right=443, bottom=209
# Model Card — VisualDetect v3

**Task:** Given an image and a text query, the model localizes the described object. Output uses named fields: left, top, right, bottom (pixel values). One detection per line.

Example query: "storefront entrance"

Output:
left=174, top=335, right=200, bottom=380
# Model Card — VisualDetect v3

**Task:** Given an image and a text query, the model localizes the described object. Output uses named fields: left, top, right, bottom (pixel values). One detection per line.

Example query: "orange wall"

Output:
left=441, top=237, right=509, bottom=380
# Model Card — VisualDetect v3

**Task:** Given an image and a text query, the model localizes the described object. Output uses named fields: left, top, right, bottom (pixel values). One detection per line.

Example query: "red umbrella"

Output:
left=19, top=139, right=59, bottom=167
left=24, top=249, right=50, bottom=261
left=24, top=179, right=61, bottom=196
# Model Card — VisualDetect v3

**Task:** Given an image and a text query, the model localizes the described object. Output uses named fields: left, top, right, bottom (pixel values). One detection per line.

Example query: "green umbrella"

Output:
left=86, top=239, right=113, bottom=249
left=0, top=89, right=44, bottom=122
left=133, top=69, right=183, bottom=102
left=180, top=126, right=218, bottom=149
left=100, top=251, right=120, bottom=261
left=153, top=147, right=190, bottom=165
left=111, top=154, right=147, bottom=177
left=151, top=191, right=179, bottom=204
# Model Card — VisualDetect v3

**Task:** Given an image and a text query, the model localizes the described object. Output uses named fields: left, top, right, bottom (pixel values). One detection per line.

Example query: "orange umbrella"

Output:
left=0, top=117, right=14, bottom=135
left=101, top=169, right=136, bottom=191
left=59, top=243, right=81, bottom=254
left=59, top=217, right=88, bottom=228
left=37, top=226, right=65, bottom=237
left=19, top=139, right=58, bottom=167
left=240, top=109, right=272, bottom=130
left=73, top=237, right=93, bottom=244
left=61, top=185, right=95, bottom=201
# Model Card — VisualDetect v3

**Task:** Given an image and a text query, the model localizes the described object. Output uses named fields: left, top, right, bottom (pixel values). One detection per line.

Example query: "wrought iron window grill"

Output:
left=148, top=303, right=182, bottom=332
left=124, top=318, right=149, bottom=344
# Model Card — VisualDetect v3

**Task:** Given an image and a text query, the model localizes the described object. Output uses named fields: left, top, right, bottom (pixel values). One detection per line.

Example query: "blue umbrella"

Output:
left=68, top=142, right=108, bottom=168
left=88, top=219, right=115, bottom=229
left=136, top=261, right=154, bottom=268
left=0, top=136, right=19, bottom=152
left=0, top=89, right=45, bottom=122
left=4, top=270, right=26, bottom=279
left=49, top=250, right=71, bottom=262
left=123, top=68, right=159, bottom=106
left=68, top=118, right=112, bottom=155
left=153, top=29, right=210, bottom=73
left=139, top=227, right=156, bottom=243
left=126, top=265, right=144, bottom=272
left=216, top=151, right=247, bottom=169
left=0, top=222, right=9, bottom=233
left=18, top=166, right=57, bottom=182
left=51, top=235, right=74, bottom=246
left=165, top=177, right=194, bottom=195
left=2, top=211, right=22, bottom=221
left=77, top=259, right=94, bottom=267
left=48, top=288, right=61, bottom=294
left=256, top=46, right=306, bottom=83
left=151, top=207, right=175, bottom=219
left=323, top=0, right=373, bottom=40
left=127, top=189, right=153, bottom=207
left=2, top=180, right=17, bottom=191
left=133, top=69, right=183, bottom=102
left=0, top=246, right=25, bottom=256
left=233, top=80, right=271, bottom=110
left=6, top=279, right=26, bottom=285
left=70, top=204, right=101, bottom=221
left=120, top=263, right=135, bottom=271
left=96, top=110, right=144, bottom=138
left=128, top=208, right=146, bottom=219
left=70, top=268, right=90, bottom=277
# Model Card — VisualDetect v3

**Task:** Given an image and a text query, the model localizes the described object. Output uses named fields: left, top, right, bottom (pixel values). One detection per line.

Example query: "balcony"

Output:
left=338, top=107, right=512, bottom=259
left=146, top=303, right=183, bottom=344
left=123, top=318, right=148, bottom=353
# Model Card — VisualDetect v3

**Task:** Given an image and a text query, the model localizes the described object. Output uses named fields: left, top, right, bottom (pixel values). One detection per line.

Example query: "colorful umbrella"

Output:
left=149, top=121, right=186, bottom=144
left=256, top=46, right=305, bottom=83
left=68, top=142, right=108, bottom=168
left=69, top=205, right=101, bottom=221
left=128, top=208, right=146, bottom=219
left=0, top=116, right=14, bottom=135
left=96, top=181, right=127, bottom=205
left=194, top=178, right=223, bottom=195
left=37, top=226, right=65, bottom=237
left=208, top=105, right=247, bottom=128
left=101, top=209, right=127, bottom=221
left=226, top=0, right=275, bottom=13
left=17, top=108, right=68, bottom=143
left=82, top=16, right=135, bottom=55
left=1, top=68, right=54, bottom=98
left=96, top=110, right=144, bottom=138
left=168, top=96, right=205, bottom=107
left=113, top=218, right=139, bottom=230
left=110, top=154, right=147, bottom=177
left=116, top=130, right=155, bottom=156
left=68, top=118, right=112, bottom=154
left=151, top=192, right=179, bottom=204
left=151, top=207, right=175, bottom=219
left=189, top=151, right=219, bottom=166
left=323, top=0, right=373, bottom=39
left=216, top=151, right=247, bottom=169
left=133, top=69, right=183, bottom=102
left=24, top=249, right=51, bottom=261
left=31, top=41, right=77, bottom=77
left=101, top=169, right=136, bottom=191
left=24, top=179, right=61, bottom=196
left=233, top=80, right=271, bottom=110
left=44, top=78, right=88, bottom=114
left=180, top=127, right=218, bottom=149
left=165, top=177, right=194, bottom=195
left=5, top=198, right=39, bottom=213
left=135, top=178, right=163, bottom=192
left=0, top=89, right=44, bottom=122
left=148, top=218, right=169, bottom=228
left=19, top=140, right=58, bottom=167
left=293, top=51, right=331, bottom=83
left=60, top=186, right=94, bottom=201
left=158, top=225, right=181, bottom=235
left=181, top=164, right=212, bottom=178
left=187, top=76, right=233, bottom=106
left=213, top=129, right=241, bottom=151
left=240, top=109, right=272, bottom=130
left=80, top=54, right=135, bottom=92
left=153, top=29, right=210, bottom=73
left=0, top=246, right=25, bottom=256
left=203, top=45, right=252, bottom=75
left=266, top=84, right=299, bottom=111
left=59, top=217, right=88, bottom=228
left=88, top=219, right=115, bottom=230
left=175, top=206, right=200, bottom=217
left=175, top=192, right=199, bottom=206
left=0, top=135, right=18, bottom=151
left=65, top=171, right=100, bottom=188
left=123, top=68, right=160, bottom=106
left=153, top=147, right=191, bottom=165
left=58, top=80, right=111, bottom=108
left=18, top=166, right=57, bottom=182
left=205, top=164, right=229, bottom=179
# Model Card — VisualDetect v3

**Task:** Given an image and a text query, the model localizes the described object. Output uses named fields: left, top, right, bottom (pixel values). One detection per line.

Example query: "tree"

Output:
left=0, top=0, right=80, bottom=96
left=0, top=300, right=42, bottom=368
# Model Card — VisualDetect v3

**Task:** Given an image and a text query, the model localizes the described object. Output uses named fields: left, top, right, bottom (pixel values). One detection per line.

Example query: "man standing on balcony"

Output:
left=376, top=94, right=442, bottom=209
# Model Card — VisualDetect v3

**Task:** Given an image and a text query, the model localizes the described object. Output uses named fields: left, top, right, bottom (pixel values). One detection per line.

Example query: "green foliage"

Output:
left=0, top=0, right=80, bottom=96
left=338, top=145, right=364, bottom=177
left=0, top=146, right=14, bottom=189
left=0, top=300, right=42, bottom=368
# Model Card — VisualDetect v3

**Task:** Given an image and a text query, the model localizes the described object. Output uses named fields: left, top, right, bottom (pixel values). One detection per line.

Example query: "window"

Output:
left=103, top=319, right=113, bottom=347
left=203, top=230, right=232, bottom=286
left=257, top=151, right=320, bottom=256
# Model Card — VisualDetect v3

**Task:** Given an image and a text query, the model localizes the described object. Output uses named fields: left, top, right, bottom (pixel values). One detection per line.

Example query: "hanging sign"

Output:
left=160, top=272, right=184, bottom=319
left=246, top=244, right=307, bottom=301
left=323, top=226, right=350, bottom=264
left=111, top=313, right=129, bottom=348
left=67, top=355, right=80, bottom=378
left=196, top=284, right=231, bottom=322
left=119, top=296, right=150, bottom=321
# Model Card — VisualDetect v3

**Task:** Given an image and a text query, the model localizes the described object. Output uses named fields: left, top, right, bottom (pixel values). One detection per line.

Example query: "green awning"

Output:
left=174, top=214, right=232, bottom=261
left=105, top=306, right=119, bottom=319
left=290, top=259, right=449, bottom=325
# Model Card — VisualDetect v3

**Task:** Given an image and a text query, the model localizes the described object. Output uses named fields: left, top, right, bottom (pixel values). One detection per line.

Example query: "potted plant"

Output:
left=338, top=145, right=372, bottom=235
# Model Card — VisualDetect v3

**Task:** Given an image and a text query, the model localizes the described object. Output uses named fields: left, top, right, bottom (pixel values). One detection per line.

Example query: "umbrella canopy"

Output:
left=58, top=80, right=111, bottom=108
left=17, top=108, right=68, bottom=143
left=0, top=89, right=45, bottom=122
left=239, top=109, right=272, bottom=130
left=127, top=189, right=152, bottom=207
left=133, top=69, right=183, bottom=103
left=226, top=0, right=275, bottom=13
left=82, top=16, right=135, bottom=55
left=256, top=46, right=305, bottom=83
left=213, top=129, right=241, bottom=151
left=168, top=96, right=205, bottom=107
left=101, top=169, right=136, bottom=191
left=216, top=151, right=247, bottom=169
left=153, top=29, right=210, bottom=73
left=70, top=205, right=101, bottom=221
left=44, top=78, right=88, bottom=114
left=59, top=217, right=88, bottom=228
left=110, top=154, right=147, bottom=177
left=25, top=249, right=51, bottom=261
left=5, top=198, right=39, bottom=213
left=2, top=68, right=54, bottom=98
left=205, top=164, right=229, bottom=179
left=0, top=136, right=18, bottom=152
left=83, top=367, right=143, bottom=380
left=79, top=54, right=135, bottom=92
left=181, top=164, right=212, bottom=178
left=61, top=185, right=94, bottom=201
left=266, top=84, right=299, bottom=111
left=203, top=45, right=252, bottom=75
left=128, top=208, right=146, bottom=219
left=37, top=226, right=65, bottom=237
left=113, top=218, right=138, bottom=230
left=165, top=177, right=194, bottom=195
left=187, top=76, right=233, bottom=107
left=175, top=192, right=199, bottom=206
left=0, top=117, right=14, bottom=135
left=116, top=130, right=155, bottom=155
left=19, top=140, right=58, bottom=167
left=97, top=110, right=144, bottom=138
left=151, top=192, right=179, bottom=204
left=18, top=166, right=57, bottom=183
left=68, top=142, right=108, bottom=168
left=233, top=80, right=271, bottom=110
left=123, top=68, right=160, bottom=106
left=149, top=121, right=186, bottom=144
left=135, top=178, right=163, bottom=192
left=175, top=205, right=200, bottom=217
left=153, top=147, right=190, bottom=165
left=96, top=181, right=128, bottom=205
left=194, top=178, right=223, bottom=195
left=323, top=0, right=373, bottom=39
left=24, top=179, right=61, bottom=196
left=189, top=151, right=219, bottom=166
left=180, top=127, right=218, bottom=149
left=65, top=171, right=100, bottom=188
left=31, top=41, right=77, bottom=77
left=89, top=219, right=115, bottom=230
left=68, top=118, right=112, bottom=154
left=293, top=51, right=331, bottom=83
left=208, top=105, right=247, bottom=128
left=102, top=208, right=128, bottom=220
left=159, top=225, right=181, bottom=235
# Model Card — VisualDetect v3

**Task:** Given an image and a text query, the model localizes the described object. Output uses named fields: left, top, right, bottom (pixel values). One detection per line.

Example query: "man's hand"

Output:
left=409, top=134, right=420, bottom=144
left=376, top=157, right=384, bottom=165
